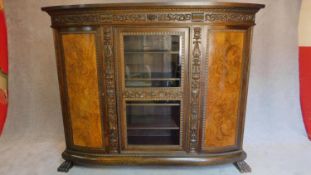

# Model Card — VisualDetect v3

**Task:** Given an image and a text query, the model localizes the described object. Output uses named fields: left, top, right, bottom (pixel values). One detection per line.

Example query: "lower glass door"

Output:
left=126, top=101, right=180, bottom=145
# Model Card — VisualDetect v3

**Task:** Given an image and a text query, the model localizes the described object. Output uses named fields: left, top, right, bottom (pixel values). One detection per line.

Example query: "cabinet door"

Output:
left=56, top=27, right=108, bottom=151
left=201, top=29, right=251, bottom=152
left=115, top=27, right=189, bottom=152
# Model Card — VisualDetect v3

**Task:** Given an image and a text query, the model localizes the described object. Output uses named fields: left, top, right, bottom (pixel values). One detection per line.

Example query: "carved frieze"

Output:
left=158, top=13, right=192, bottom=21
left=205, top=13, right=255, bottom=22
left=113, top=14, right=146, bottom=21
left=52, top=15, right=99, bottom=25
left=51, top=11, right=255, bottom=26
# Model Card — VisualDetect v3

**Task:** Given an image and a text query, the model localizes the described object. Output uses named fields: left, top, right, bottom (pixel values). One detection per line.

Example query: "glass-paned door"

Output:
left=124, top=35, right=181, bottom=87
left=116, top=28, right=189, bottom=151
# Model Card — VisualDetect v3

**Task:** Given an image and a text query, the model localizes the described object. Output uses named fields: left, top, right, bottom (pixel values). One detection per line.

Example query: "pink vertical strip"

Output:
left=0, top=5, right=8, bottom=135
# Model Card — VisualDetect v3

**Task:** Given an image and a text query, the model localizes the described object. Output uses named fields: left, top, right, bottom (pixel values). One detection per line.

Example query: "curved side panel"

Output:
left=203, top=30, right=246, bottom=152
left=62, top=33, right=103, bottom=148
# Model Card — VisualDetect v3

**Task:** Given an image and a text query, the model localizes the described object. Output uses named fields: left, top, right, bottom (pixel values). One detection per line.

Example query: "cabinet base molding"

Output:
left=57, top=160, right=73, bottom=173
left=234, top=160, right=252, bottom=173
left=62, top=150, right=246, bottom=166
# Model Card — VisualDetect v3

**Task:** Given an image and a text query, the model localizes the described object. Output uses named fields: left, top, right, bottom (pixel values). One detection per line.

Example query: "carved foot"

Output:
left=57, top=160, right=73, bottom=173
left=234, top=161, right=251, bottom=173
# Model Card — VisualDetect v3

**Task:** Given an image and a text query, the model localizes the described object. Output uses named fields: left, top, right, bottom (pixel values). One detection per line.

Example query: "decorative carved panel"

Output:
left=124, top=88, right=182, bottom=100
left=205, top=13, right=254, bottom=22
left=158, top=13, right=192, bottom=21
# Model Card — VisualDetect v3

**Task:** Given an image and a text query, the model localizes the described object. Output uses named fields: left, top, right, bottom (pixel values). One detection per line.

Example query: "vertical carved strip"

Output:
left=190, top=27, right=202, bottom=152
left=103, top=27, right=119, bottom=153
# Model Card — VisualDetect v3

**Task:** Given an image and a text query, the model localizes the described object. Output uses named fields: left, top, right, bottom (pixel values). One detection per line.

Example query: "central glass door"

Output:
left=124, top=34, right=181, bottom=88
left=116, top=28, right=189, bottom=151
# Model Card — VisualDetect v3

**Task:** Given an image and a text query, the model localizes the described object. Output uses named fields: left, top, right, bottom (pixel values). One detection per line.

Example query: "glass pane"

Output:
left=126, top=101, right=180, bottom=145
left=124, top=35, right=181, bottom=87
left=127, top=130, right=179, bottom=145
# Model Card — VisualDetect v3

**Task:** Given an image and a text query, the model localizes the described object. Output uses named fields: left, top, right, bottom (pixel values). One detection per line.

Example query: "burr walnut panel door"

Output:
left=203, top=30, right=247, bottom=152
left=61, top=32, right=104, bottom=148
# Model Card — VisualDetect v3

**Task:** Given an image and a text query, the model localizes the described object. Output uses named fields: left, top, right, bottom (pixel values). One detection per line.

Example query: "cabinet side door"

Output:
left=202, top=29, right=250, bottom=152
left=57, top=28, right=106, bottom=150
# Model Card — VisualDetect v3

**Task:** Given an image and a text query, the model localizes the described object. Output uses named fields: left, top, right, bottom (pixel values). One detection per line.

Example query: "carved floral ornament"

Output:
left=51, top=12, right=255, bottom=25
left=124, top=88, right=183, bottom=100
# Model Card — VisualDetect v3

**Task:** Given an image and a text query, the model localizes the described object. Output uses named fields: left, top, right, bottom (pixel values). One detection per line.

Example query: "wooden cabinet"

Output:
left=42, top=2, right=264, bottom=173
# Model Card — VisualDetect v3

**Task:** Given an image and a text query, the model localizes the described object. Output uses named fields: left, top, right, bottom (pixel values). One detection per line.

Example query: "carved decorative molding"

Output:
left=113, top=14, right=146, bottom=21
left=205, top=13, right=254, bottom=22
left=190, top=27, right=201, bottom=152
left=52, top=15, right=99, bottom=25
left=52, top=13, right=193, bottom=25
left=124, top=88, right=183, bottom=100
left=158, top=13, right=192, bottom=21
left=51, top=11, right=255, bottom=26
left=103, top=27, right=118, bottom=153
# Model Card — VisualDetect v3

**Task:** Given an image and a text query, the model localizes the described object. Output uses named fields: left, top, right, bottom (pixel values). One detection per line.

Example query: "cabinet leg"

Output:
left=234, top=160, right=251, bottom=173
left=57, top=160, right=73, bottom=173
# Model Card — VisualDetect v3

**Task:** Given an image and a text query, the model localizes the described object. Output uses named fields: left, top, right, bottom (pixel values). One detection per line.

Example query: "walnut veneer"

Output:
left=42, top=2, right=264, bottom=173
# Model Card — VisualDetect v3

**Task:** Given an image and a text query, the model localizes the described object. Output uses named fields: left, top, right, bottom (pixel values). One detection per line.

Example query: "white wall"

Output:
left=1, top=0, right=304, bottom=146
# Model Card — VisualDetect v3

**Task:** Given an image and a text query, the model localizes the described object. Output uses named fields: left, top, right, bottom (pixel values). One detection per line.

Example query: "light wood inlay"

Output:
left=204, top=31, right=245, bottom=148
left=62, top=33, right=103, bottom=148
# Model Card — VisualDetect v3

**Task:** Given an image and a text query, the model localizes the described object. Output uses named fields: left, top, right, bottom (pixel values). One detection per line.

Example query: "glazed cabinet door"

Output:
left=201, top=28, right=252, bottom=152
left=115, top=27, right=189, bottom=152
left=55, top=27, right=109, bottom=152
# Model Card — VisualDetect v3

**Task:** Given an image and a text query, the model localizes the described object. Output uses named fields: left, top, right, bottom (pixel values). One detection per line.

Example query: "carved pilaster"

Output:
left=190, top=27, right=202, bottom=152
left=103, top=27, right=119, bottom=153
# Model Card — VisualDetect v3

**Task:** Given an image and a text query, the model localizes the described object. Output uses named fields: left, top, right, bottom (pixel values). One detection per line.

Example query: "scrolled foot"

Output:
left=57, top=160, right=73, bottom=173
left=234, top=160, right=251, bottom=173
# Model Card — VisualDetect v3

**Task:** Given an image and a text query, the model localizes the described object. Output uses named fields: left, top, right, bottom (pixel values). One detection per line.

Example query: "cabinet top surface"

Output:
left=42, top=2, right=265, bottom=12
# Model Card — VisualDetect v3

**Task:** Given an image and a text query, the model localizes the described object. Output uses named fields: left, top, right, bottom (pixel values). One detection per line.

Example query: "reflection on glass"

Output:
left=126, top=101, right=180, bottom=145
left=124, top=35, right=181, bottom=87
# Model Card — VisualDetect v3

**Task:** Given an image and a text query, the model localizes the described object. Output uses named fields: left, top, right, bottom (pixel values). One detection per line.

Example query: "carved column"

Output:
left=103, top=27, right=119, bottom=153
left=189, top=27, right=202, bottom=152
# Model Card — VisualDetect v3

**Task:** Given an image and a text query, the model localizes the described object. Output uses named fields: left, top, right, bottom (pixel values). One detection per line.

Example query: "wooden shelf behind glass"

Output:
left=125, top=50, right=179, bottom=54
left=127, top=120, right=180, bottom=130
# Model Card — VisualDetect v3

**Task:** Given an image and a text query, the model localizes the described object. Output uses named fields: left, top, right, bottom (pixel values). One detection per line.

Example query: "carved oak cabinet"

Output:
left=42, top=2, right=264, bottom=173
